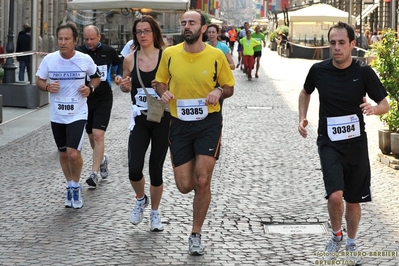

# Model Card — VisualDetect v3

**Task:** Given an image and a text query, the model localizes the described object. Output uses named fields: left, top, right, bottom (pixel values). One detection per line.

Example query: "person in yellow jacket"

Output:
left=239, top=29, right=260, bottom=80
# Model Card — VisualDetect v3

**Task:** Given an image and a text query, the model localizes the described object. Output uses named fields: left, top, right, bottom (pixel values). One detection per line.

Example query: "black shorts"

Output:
left=51, top=120, right=86, bottom=152
left=318, top=137, right=371, bottom=203
left=86, top=98, right=113, bottom=134
left=253, top=51, right=262, bottom=58
left=169, top=112, right=222, bottom=167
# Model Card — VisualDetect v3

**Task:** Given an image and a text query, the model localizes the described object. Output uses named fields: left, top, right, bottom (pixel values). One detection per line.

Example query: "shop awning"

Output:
left=210, top=18, right=223, bottom=25
left=67, top=0, right=189, bottom=11
left=356, top=3, right=379, bottom=24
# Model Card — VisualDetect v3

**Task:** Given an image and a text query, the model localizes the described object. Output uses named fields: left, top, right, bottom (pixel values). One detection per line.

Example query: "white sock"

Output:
left=136, top=195, right=146, bottom=203
left=346, top=237, right=356, bottom=246
left=72, top=181, right=80, bottom=188
left=67, top=181, right=74, bottom=188
left=151, top=210, right=159, bottom=215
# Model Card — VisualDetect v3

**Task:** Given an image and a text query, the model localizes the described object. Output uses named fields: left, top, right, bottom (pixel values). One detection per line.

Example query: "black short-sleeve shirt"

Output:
left=304, top=58, right=387, bottom=142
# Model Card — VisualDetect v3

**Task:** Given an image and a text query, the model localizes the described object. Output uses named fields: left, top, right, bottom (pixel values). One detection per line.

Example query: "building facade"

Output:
left=0, top=0, right=397, bottom=56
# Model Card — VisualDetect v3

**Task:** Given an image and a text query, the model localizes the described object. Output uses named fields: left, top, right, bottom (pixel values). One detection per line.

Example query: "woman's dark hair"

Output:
left=56, top=21, right=79, bottom=41
left=132, top=15, right=165, bottom=50
left=328, top=21, right=355, bottom=42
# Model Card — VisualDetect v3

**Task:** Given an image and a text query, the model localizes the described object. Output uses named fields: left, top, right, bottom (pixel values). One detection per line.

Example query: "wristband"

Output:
left=216, top=86, right=223, bottom=94
left=89, top=85, right=95, bottom=93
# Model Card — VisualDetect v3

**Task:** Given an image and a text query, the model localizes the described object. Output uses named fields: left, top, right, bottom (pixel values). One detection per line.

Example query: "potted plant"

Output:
left=379, top=101, right=399, bottom=155
left=370, top=29, right=399, bottom=155
left=269, top=31, right=278, bottom=51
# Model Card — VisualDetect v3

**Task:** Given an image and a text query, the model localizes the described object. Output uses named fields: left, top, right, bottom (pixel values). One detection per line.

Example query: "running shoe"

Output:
left=150, top=211, right=164, bottom=232
left=346, top=243, right=361, bottom=265
left=323, top=237, right=343, bottom=261
left=86, top=172, right=98, bottom=187
left=65, top=187, right=73, bottom=208
left=129, top=195, right=149, bottom=225
left=100, top=154, right=109, bottom=178
left=71, top=186, right=83, bottom=209
left=188, top=233, right=205, bottom=256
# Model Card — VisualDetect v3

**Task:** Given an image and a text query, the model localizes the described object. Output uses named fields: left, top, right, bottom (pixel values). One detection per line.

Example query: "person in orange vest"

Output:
left=239, top=29, right=260, bottom=80
left=227, top=26, right=237, bottom=55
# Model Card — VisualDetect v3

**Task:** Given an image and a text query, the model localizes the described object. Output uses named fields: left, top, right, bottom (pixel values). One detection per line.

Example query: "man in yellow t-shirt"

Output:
left=155, top=10, right=235, bottom=256
left=239, top=29, right=261, bottom=80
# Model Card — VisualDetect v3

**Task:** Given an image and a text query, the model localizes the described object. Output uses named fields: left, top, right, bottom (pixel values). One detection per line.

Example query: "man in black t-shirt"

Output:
left=76, top=25, right=123, bottom=187
left=298, top=22, right=389, bottom=265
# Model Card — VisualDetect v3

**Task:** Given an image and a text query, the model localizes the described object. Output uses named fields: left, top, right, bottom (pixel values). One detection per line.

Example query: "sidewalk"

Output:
left=0, top=48, right=398, bottom=265
left=0, top=61, right=48, bottom=147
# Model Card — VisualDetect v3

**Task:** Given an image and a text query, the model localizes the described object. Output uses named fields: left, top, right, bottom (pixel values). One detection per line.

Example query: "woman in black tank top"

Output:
left=116, top=15, right=171, bottom=232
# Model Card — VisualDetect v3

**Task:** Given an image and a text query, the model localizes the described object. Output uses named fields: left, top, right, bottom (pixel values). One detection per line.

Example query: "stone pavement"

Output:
left=0, top=48, right=398, bottom=266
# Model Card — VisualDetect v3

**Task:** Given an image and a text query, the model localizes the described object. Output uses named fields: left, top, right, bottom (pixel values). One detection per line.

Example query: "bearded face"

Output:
left=182, top=27, right=202, bottom=44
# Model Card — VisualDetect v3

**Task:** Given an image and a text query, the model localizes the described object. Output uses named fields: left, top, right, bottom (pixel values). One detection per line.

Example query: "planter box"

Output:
left=286, top=43, right=330, bottom=60
left=0, top=82, right=48, bottom=109
left=270, top=42, right=277, bottom=51
left=379, top=129, right=392, bottom=155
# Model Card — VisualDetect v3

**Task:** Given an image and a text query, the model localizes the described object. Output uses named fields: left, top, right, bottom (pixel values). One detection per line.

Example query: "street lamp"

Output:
left=3, top=0, right=17, bottom=83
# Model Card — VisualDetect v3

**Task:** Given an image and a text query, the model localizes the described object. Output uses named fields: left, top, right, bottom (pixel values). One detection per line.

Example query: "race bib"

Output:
left=86, top=65, right=107, bottom=82
left=54, top=97, right=78, bottom=116
left=327, top=114, right=360, bottom=141
left=98, top=65, right=107, bottom=81
left=134, top=88, right=160, bottom=109
left=176, top=98, right=208, bottom=121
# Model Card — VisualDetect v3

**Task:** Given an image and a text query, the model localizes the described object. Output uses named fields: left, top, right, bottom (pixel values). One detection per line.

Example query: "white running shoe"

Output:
left=65, top=187, right=73, bottom=208
left=150, top=211, right=164, bottom=232
left=71, top=186, right=83, bottom=209
left=86, top=172, right=98, bottom=187
left=100, top=154, right=109, bottom=178
left=188, top=233, right=205, bottom=256
left=129, top=195, right=149, bottom=225
left=323, top=237, right=343, bottom=261
left=346, top=243, right=361, bottom=265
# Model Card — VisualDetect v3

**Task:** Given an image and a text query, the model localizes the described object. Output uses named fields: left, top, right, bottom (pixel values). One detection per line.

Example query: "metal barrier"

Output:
left=0, top=51, right=49, bottom=109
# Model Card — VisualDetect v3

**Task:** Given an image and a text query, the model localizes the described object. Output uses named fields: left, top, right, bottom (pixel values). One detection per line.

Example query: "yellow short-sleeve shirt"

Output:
left=156, top=43, right=235, bottom=118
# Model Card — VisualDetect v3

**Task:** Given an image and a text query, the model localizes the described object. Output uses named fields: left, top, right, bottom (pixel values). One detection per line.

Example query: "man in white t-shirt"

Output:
left=36, top=22, right=101, bottom=209
left=120, top=39, right=134, bottom=58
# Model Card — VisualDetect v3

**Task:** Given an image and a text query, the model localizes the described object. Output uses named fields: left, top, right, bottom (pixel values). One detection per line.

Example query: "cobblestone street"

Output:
left=0, top=48, right=398, bottom=265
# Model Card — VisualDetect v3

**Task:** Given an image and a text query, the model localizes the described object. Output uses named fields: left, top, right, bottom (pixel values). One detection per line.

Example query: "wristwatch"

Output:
left=216, top=86, right=223, bottom=94
left=89, top=85, right=95, bottom=93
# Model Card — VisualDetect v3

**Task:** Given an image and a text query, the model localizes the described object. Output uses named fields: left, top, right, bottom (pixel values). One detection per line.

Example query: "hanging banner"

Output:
left=269, top=0, right=276, bottom=11
left=256, top=3, right=261, bottom=19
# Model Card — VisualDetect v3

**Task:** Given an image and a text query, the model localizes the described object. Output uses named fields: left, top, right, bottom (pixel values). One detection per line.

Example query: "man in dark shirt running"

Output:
left=76, top=25, right=123, bottom=187
left=298, top=22, right=389, bottom=265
